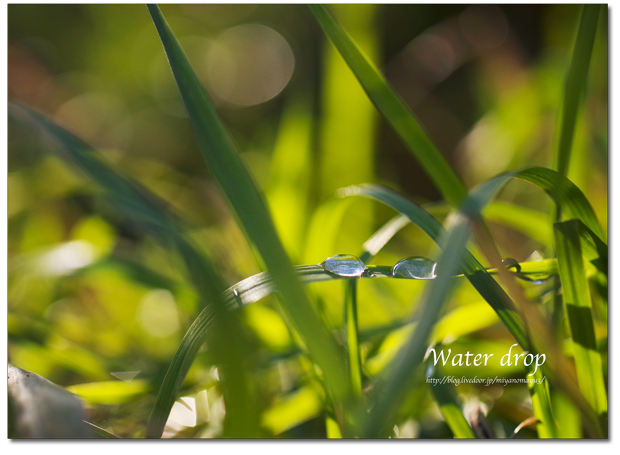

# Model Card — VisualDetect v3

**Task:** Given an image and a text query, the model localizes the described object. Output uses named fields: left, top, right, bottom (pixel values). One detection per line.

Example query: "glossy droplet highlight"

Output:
left=392, top=257, right=437, bottom=280
left=320, top=254, right=365, bottom=277
left=501, top=258, right=521, bottom=273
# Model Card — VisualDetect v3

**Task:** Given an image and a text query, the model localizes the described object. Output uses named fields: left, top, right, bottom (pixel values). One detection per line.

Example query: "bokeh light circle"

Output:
left=205, top=24, right=295, bottom=106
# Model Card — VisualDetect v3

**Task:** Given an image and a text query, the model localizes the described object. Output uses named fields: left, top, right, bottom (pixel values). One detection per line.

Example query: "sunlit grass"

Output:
left=7, top=4, right=607, bottom=439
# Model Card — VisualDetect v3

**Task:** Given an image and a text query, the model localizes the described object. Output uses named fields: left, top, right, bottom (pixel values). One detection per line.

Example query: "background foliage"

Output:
left=7, top=4, right=607, bottom=438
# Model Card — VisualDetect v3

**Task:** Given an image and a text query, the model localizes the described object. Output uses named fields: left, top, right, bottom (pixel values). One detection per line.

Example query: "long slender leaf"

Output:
left=344, top=280, right=362, bottom=397
left=554, top=220, right=607, bottom=426
left=554, top=4, right=602, bottom=179
left=516, top=167, right=605, bottom=240
left=84, top=421, right=121, bottom=439
left=310, top=4, right=467, bottom=207
left=225, top=261, right=554, bottom=311
left=338, top=184, right=528, bottom=350
left=147, top=5, right=351, bottom=408
left=361, top=193, right=476, bottom=437
left=527, top=364, right=557, bottom=438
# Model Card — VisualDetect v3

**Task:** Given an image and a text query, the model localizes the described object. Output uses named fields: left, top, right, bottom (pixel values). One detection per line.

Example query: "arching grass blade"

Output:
left=309, top=4, right=467, bottom=207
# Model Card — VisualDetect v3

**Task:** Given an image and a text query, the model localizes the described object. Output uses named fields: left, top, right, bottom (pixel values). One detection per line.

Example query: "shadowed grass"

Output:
left=555, top=220, right=607, bottom=429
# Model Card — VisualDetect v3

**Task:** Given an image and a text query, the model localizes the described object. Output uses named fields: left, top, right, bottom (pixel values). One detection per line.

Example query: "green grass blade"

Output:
left=527, top=365, right=557, bottom=438
left=361, top=197, right=476, bottom=437
left=344, top=280, right=362, bottom=397
left=554, top=220, right=607, bottom=427
left=84, top=421, right=121, bottom=439
left=553, top=392, right=583, bottom=438
left=266, top=97, right=313, bottom=261
left=571, top=221, right=608, bottom=278
left=225, top=261, right=556, bottom=311
left=360, top=214, right=411, bottom=264
left=309, top=4, right=467, bottom=207
left=554, top=5, right=602, bottom=178
left=8, top=103, right=262, bottom=439
left=326, top=416, right=343, bottom=438
left=515, top=167, right=605, bottom=240
left=426, top=362, right=476, bottom=439
left=147, top=5, right=351, bottom=405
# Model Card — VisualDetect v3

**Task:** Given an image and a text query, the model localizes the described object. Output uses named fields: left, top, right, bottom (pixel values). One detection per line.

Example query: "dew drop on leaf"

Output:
left=501, top=257, right=521, bottom=273
left=320, top=254, right=365, bottom=277
left=391, top=257, right=437, bottom=279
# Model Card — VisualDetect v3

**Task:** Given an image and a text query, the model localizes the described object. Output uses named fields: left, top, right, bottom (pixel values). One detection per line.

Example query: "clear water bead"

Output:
left=320, top=254, right=365, bottom=277
left=391, top=256, right=437, bottom=279
left=501, top=258, right=521, bottom=273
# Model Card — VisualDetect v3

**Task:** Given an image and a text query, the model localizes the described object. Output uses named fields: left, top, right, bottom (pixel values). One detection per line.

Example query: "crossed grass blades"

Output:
left=8, top=4, right=606, bottom=439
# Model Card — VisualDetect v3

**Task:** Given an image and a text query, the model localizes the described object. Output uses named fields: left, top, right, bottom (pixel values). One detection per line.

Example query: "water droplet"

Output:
left=392, top=257, right=437, bottom=279
left=501, top=258, right=521, bottom=273
left=233, top=288, right=239, bottom=297
left=320, top=254, right=365, bottom=277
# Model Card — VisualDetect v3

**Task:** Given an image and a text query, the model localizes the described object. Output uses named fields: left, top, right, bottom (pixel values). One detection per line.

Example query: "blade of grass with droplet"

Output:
left=554, top=220, right=607, bottom=427
left=343, top=169, right=604, bottom=437
left=338, top=183, right=528, bottom=350
left=223, top=259, right=557, bottom=312
left=360, top=195, right=476, bottom=437
left=147, top=6, right=352, bottom=410
left=309, top=4, right=467, bottom=207
left=8, top=102, right=262, bottom=439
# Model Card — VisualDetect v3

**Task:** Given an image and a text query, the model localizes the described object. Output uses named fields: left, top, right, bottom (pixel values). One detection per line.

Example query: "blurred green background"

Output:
left=8, top=4, right=607, bottom=438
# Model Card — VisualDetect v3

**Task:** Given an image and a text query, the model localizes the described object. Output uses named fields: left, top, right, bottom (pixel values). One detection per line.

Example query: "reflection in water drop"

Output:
left=501, top=258, right=521, bottom=273
left=391, top=257, right=437, bottom=279
left=320, top=254, right=365, bottom=277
